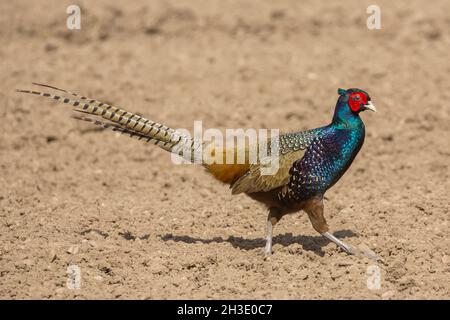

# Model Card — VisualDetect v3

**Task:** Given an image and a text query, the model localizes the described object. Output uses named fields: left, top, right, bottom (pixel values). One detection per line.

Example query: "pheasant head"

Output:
left=333, top=88, right=376, bottom=126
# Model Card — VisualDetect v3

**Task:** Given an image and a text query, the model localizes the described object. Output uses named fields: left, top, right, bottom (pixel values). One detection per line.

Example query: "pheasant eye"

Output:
left=353, top=95, right=360, bottom=101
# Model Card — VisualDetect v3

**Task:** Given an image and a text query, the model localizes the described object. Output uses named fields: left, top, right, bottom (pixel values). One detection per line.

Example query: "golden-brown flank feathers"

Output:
left=203, top=145, right=252, bottom=184
left=204, top=144, right=304, bottom=195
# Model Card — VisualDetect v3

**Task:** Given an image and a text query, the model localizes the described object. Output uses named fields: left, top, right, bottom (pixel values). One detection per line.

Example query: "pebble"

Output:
left=296, top=270, right=309, bottom=280
left=67, top=246, right=79, bottom=255
left=381, top=290, right=395, bottom=299
left=23, top=259, right=34, bottom=266
left=49, top=249, right=57, bottom=262
left=55, top=288, right=65, bottom=294
left=94, top=276, right=104, bottom=282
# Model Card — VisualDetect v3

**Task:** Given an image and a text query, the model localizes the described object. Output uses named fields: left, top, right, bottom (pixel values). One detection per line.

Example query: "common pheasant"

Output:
left=18, top=84, right=378, bottom=259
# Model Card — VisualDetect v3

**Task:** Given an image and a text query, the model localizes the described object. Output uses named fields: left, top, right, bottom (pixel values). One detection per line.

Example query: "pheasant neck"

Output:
left=331, top=103, right=363, bottom=129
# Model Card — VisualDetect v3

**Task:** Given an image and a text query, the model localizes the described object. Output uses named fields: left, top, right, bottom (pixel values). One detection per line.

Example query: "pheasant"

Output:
left=18, top=84, right=378, bottom=259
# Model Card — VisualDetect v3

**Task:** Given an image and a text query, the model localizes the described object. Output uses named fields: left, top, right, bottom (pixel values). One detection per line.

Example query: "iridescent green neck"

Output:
left=332, top=100, right=363, bottom=129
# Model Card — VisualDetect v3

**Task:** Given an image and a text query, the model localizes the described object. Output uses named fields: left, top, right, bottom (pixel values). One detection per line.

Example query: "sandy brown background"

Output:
left=1, top=0, right=449, bottom=299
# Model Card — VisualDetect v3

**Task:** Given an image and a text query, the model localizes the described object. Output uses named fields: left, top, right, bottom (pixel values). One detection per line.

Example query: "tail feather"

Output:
left=17, top=86, right=174, bottom=143
left=17, top=83, right=252, bottom=184
left=32, top=82, right=101, bottom=104
left=30, top=82, right=164, bottom=134
left=17, top=84, right=200, bottom=159
left=71, top=114, right=176, bottom=152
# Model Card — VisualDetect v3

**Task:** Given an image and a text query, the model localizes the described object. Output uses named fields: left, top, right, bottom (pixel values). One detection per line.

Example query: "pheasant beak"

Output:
left=363, top=101, right=377, bottom=112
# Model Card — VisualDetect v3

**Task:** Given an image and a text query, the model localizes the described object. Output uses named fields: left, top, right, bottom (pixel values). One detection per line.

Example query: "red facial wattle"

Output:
left=348, top=92, right=368, bottom=112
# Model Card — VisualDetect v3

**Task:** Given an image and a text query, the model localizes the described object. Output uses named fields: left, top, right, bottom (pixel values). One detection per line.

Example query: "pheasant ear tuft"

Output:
left=338, top=88, right=347, bottom=95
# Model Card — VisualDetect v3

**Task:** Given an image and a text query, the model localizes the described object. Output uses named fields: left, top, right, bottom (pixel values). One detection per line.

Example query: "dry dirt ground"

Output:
left=1, top=0, right=449, bottom=299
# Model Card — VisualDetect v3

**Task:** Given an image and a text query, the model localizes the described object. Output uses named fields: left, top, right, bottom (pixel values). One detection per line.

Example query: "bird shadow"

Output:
left=159, top=230, right=357, bottom=257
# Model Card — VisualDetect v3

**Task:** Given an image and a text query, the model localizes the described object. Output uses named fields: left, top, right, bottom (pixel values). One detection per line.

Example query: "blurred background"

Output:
left=1, top=0, right=449, bottom=299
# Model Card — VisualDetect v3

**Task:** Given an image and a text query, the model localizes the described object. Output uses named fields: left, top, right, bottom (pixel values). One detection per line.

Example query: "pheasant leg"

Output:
left=322, top=232, right=381, bottom=260
left=304, top=196, right=381, bottom=260
left=264, top=220, right=273, bottom=257
left=321, top=232, right=357, bottom=254
left=264, top=207, right=284, bottom=257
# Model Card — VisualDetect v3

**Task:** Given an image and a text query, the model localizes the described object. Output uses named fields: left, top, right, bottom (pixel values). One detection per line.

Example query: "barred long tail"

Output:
left=17, top=83, right=201, bottom=161
left=71, top=114, right=177, bottom=153
left=17, top=83, right=255, bottom=184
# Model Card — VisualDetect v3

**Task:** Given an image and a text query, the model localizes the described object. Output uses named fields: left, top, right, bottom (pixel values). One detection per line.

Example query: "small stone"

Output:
left=330, top=271, right=342, bottom=280
left=67, top=246, right=79, bottom=255
left=339, top=206, right=354, bottom=216
left=442, top=255, right=449, bottom=264
left=49, top=249, right=57, bottom=262
left=23, top=259, right=34, bottom=266
left=296, top=270, right=309, bottom=280
left=381, top=290, right=395, bottom=300
left=94, top=276, right=103, bottom=282
left=55, top=288, right=65, bottom=294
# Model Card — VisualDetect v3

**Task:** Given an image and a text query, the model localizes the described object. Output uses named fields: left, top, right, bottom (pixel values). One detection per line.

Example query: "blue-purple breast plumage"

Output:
left=277, top=96, right=366, bottom=203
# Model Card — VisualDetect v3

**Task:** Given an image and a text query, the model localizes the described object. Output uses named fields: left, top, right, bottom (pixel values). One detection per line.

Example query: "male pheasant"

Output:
left=18, top=84, right=378, bottom=259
